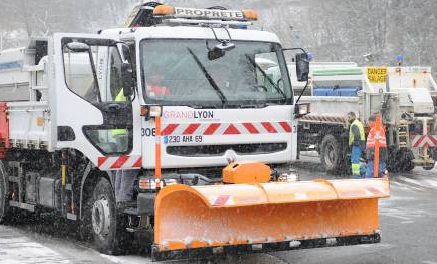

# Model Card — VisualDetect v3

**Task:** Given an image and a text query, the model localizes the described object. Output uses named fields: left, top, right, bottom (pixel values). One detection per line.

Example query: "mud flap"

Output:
left=152, top=178, right=389, bottom=260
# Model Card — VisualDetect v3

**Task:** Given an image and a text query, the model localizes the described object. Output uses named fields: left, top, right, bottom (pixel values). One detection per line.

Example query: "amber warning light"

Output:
left=153, top=5, right=258, bottom=21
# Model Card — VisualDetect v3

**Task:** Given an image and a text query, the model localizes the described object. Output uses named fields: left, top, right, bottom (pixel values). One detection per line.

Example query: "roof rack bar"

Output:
left=163, top=18, right=252, bottom=27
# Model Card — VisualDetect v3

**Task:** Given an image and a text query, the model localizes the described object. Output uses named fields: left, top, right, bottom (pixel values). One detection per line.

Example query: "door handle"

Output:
left=105, top=103, right=122, bottom=112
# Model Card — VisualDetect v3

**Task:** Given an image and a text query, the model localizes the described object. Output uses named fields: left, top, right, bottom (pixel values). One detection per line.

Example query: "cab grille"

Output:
left=166, top=143, right=287, bottom=157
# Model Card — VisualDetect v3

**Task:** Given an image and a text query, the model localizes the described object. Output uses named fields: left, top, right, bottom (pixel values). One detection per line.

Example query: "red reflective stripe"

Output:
left=98, top=157, right=108, bottom=167
left=366, top=129, right=387, bottom=148
left=204, top=123, right=220, bottom=135
left=182, top=124, right=200, bottom=135
left=411, top=136, right=420, bottom=147
left=161, top=124, right=178, bottom=135
left=428, top=135, right=437, bottom=145
left=133, top=157, right=142, bottom=168
left=110, top=155, right=129, bottom=169
left=422, top=136, right=434, bottom=148
left=414, top=135, right=426, bottom=148
left=242, top=123, right=259, bottom=134
left=366, top=186, right=383, bottom=196
left=279, top=121, right=292, bottom=133
left=261, top=122, right=277, bottom=133
left=380, top=138, right=387, bottom=147
left=214, top=195, right=230, bottom=206
left=223, top=124, right=240, bottom=135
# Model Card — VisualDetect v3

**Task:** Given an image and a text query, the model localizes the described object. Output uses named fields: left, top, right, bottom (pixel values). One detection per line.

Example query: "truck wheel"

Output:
left=423, top=163, right=435, bottom=170
left=90, top=177, right=126, bottom=255
left=0, top=161, right=11, bottom=223
left=320, top=134, right=344, bottom=174
left=388, top=149, right=414, bottom=172
left=398, top=149, right=415, bottom=172
left=425, top=150, right=437, bottom=170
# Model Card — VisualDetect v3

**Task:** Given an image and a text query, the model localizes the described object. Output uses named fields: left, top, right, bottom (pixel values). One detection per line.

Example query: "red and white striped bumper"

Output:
left=97, top=155, right=142, bottom=170
left=161, top=121, right=292, bottom=136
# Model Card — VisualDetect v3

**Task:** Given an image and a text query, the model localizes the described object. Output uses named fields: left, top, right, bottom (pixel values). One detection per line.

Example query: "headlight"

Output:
left=149, top=105, right=162, bottom=117
left=140, top=105, right=163, bottom=119
left=138, top=177, right=177, bottom=191
left=295, top=103, right=310, bottom=117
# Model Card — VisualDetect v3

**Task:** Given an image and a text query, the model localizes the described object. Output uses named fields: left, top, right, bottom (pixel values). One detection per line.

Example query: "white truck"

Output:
left=295, top=64, right=437, bottom=174
left=0, top=2, right=389, bottom=261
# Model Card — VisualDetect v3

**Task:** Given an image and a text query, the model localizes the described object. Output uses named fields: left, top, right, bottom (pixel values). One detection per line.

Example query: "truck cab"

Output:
left=57, top=5, right=300, bottom=175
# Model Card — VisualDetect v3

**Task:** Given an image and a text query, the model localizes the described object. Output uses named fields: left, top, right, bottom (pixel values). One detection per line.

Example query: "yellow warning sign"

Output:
left=367, top=67, right=387, bottom=83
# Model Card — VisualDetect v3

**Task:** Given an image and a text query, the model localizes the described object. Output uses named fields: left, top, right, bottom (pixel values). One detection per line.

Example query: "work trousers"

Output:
left=351, top=145, right=363, bottom=177
left=113, top=169, right=138, bottom=202
left=366, top=159, right=386, bottom=178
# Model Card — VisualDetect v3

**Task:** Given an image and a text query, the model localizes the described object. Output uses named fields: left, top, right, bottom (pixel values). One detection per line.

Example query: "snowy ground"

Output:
left=1, top=153, right=437, bottom=264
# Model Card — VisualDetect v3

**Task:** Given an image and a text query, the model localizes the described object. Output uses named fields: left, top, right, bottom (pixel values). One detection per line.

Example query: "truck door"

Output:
left=50, top=33, right=141, bottom=170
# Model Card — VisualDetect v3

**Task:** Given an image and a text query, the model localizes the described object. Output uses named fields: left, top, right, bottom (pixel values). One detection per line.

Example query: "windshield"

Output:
left=140, top=39, right=292, bottom=107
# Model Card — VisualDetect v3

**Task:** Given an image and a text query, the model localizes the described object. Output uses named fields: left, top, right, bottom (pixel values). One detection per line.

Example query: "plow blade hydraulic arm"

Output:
left=152, top=178, right=389, bottom=261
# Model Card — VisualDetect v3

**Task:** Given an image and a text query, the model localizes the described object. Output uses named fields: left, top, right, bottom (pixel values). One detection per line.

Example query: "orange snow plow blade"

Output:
left=152, top=177, right=389, bottom=261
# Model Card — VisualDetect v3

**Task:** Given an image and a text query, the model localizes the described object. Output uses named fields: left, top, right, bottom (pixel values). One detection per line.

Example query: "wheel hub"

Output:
left=92, top=198, right=111, bottom=236
left=325, top=144, right=336, bottom=166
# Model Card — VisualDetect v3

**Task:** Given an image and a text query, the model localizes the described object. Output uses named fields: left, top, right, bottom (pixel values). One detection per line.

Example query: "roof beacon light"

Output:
left=242, top=9, right=258, bottom=21
left=153, top=6, right=258, bottom=21
left=153, top=5, right=175, bottom=16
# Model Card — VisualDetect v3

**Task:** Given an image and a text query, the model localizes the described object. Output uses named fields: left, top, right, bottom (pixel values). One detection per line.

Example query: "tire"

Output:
left=320, top=134, right=346, bottom=174
left=89, top=177, right=130, bottom=255
left=423, top=163, right=435, bottom=170
left=388, top=148, right=415, bottom=173
left=425, top=150, right=437, bottom=170
left=0, top=161, right=11, bottom=223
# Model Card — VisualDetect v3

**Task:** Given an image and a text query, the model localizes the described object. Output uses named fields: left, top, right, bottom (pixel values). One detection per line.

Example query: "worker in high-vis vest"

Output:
left=366, top=114, right=388, bottom=178
left=112, top=88, right=128, bottom=143
left=112, top=88, right=138, bottom=203
left=347, top=112, right=366, bottom=178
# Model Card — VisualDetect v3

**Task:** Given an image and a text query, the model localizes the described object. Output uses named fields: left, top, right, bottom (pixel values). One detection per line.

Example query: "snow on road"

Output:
left=0, top=225, right=151, bottom=264
left=0, top=225, right=69, bottom=264
left=0, top=164, right=436, bottom=264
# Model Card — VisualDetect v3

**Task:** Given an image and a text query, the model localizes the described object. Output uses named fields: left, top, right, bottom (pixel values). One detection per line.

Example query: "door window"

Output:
left=62, top=39, right=133, bottom=155
left=63, top=45, right=100, bottom=102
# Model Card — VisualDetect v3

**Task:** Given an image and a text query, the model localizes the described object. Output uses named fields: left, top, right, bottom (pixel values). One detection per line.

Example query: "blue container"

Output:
left=326, top=88, right=340, bottom=96
left=339, top=86, right=360, bottom=96
left=314, top=86, right=361, bottom=96
left=313, top=88, right=328, bottom=96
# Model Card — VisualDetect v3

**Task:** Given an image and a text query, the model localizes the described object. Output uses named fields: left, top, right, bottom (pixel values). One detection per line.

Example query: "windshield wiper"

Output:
left=245, top=55, right=287, bottom=100
left=187, top=48, right=227, bottom=106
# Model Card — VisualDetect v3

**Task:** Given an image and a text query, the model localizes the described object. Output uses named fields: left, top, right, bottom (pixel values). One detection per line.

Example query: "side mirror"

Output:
left=294, top=103, right=310, bottom=118
left=295, top=53, right=309, bottom=82
left=121, top=63, right=134, bottom=98
left=65, top=42, right=90, bottom=52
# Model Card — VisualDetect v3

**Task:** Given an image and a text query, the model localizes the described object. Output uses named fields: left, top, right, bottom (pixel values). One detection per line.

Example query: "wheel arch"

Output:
left=78, top=158, right=113, bottom=221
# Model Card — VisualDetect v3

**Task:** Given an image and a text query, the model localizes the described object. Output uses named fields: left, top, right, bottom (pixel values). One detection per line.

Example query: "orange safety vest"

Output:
left=366, top=123, right=387, bottom=150
left=147, top=85, right=170, bottom=96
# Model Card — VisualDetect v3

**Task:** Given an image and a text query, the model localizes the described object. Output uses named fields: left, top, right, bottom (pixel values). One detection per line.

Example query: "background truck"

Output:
left=0, top=2, right=389, bottom=261
left=294, top=63, right=437, bottom=174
